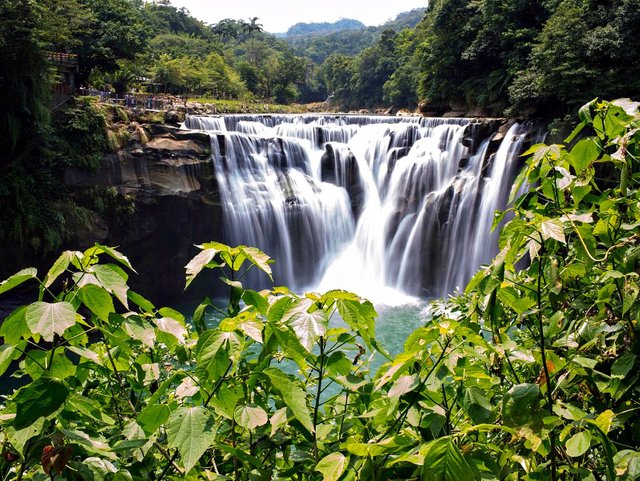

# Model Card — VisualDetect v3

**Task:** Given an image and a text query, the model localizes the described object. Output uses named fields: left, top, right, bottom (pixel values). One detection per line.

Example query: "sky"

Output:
left=166, top=0, right=428, bottom=33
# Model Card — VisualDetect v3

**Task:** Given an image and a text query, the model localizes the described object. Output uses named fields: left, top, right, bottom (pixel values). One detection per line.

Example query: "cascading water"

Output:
left=185, top=114, right=540, bottom=303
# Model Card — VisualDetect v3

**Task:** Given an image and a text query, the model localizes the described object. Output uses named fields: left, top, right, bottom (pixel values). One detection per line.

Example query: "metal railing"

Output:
left=46, top=51, right=78, bottom=67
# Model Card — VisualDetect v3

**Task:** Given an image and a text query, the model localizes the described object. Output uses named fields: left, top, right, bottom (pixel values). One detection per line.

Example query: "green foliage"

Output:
left=509, top=0, right=640, bottom=117
left=54, top=97, right=109, bottom=170
left=407, top=0, right=640, bottom=117
left=285, top=19, right=366, bottom=37
left=321, top=30, right=403, bottom=110
left=285, top=9, right=425, bottom=65
left=2, top=69, right=639, bottom=481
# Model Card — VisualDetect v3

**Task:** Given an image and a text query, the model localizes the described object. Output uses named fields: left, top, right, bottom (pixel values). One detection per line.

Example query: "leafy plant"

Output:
left=1, top=100, right=639, bottom=481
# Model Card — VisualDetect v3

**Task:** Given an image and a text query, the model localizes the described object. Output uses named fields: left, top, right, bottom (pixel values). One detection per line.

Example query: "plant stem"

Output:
left=313, top=336, right=325, bottom=462
left=536, top=238, right=557, bottom=481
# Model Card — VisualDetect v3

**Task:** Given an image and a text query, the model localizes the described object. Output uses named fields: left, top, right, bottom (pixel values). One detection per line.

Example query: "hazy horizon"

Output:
left=164, top=0, right=427, bottom=33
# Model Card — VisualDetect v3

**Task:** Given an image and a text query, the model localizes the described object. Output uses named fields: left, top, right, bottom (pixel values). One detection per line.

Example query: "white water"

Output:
left=185, top=114, right=539, bottom=304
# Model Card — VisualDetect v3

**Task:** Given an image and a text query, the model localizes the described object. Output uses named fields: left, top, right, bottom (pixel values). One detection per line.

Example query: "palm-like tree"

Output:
left=243, top=17, right=263, bottom=36
left=243, top=17, right=263, bottom=65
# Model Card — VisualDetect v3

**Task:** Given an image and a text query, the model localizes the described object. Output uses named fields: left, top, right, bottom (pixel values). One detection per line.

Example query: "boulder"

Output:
left=164, top=110, right=185, bottom=125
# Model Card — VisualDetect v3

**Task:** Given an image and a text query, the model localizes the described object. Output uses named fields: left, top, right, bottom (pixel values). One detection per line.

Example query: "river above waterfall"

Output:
left=185, top=114, right=540, bottom=307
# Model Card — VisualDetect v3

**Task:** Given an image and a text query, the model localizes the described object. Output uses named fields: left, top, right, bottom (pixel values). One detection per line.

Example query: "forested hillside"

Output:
left=324, top=0, right=640, bottom=120
left=281, top=18, right=366, bottom=37
left=284, top=9, right=425, bottom=64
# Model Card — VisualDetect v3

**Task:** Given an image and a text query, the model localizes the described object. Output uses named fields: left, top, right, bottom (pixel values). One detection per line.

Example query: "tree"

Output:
left=0, top=0, right=71, bottom=261
left=243, top=17, right=264, bottom=64
left=509, top=0, right=640, bottom=117
left=73, top=0, right=148, bottom=83
left=211, top=18, right=243, bottom=41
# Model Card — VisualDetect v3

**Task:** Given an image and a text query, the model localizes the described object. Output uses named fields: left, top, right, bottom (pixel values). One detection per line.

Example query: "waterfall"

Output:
left=185, top=114, right=540, bottom=301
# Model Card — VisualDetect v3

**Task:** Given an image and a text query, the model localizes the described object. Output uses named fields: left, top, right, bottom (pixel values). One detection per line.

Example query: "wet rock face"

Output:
left=320, top=144, right=365, bottom=219
left=65, top=125, right=224, bottom=303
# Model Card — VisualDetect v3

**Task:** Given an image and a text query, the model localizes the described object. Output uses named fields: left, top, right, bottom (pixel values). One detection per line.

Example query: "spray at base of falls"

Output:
left=185, top=114, right=542, bottom=304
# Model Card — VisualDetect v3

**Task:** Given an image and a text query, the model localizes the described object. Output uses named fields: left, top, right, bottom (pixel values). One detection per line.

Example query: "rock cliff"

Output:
left=65, top=124, right=224, bottom=302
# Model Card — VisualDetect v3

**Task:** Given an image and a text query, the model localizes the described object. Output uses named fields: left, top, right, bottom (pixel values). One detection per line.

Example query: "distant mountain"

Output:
left=283, top=18, right=366, bottom=37
left=284, top=8, right=426, bottom=64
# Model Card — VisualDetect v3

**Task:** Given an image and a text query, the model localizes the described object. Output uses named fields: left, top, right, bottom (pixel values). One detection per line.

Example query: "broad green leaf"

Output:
left=571, top=184, right=592, bottom=206
left=282, top=298, right=326, bottom=352
left=565, top=431, right=592, bottom=457
left=93, top=264, right=129, bottom=308
left=65, top=394, right=115, bottom=426
left=234, top=405, right=269, bottom=430
left=66, top=346, right=103, bottom=365
left=578, top=99, right=596, bottom=123
left=316, top=453, right=347, bottom=481
left=13, top=377, right=70, bottom=429
left=270, top=407, right=288, bottom=435
left=333, top=295, right=377, bottom=350
left=326, top=351, right=352, bottom=376
left=112, top=439, right=149, bottom=452
left=462, top=387, right=494, bottom=424
left=175, top=377, right=199, bottom=399
left=100, top=245, right=135, bottom=270
left=242, top=289, right=269, bottom=315
left=24, top=350, right=76, bottom=380
left=569, top=138, right=599, bottom=174
left=237, top=317, right=263, bottom=343
left=0, top=268, right=37, bottom=295
left=267, top=296, right=294, bottom=323
left=5, top=417, right=46, bottom=455
left=564, top=120, right=587, bottom=143
left=264, top=367, right=314, bottom=433
left=196, top=330, right=242, bottom=383
left=25, top=301, right=77, bottom=342
left=137, top=404, right=171, bottom=436
left=498, top=286, right=535, bottom=314
left=112, top=471, right=134, bottom=481
left=156, top=317, right=188, bottom=345
left=185, top=247, right=219, bottom=288
left=540, top=218, right=566, bottom=244
left=217, top=444, right=263, bottom=469
left=122, top=316, right=156, bottom=348
left=502, top=383, right=540, bottom=428
left=158, top=307, right=185, bottom=322
left=388, top=375, right=417, bottom=400
left=572, top=355, right=597, bottom=369
left=0, top=345, right=16, bottom=377
left=239, top=246, right=273, bottom=279
left=166, top=406, right=216, bottom=473
left=78, top=285, right=115, bottom=321
left=86, top=244, right=135, bottom=271
left=611, top=352, right=636, bottom=379
left=593, top=410, right=615, bottom=434
left=44, top=251, right=74, bottom=288
left=0, top=305, right=29, bottom=344
left=127, top=290, right=155, bottom=313
left=61, top=429, right=116, bottom=457
left=421, top=437, right=480, bottom=481
left=209, top=385, right=243, bottom=420
left=508, top=166, right=528, bottom=204
left=614, top=450, right=640, bottom=481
